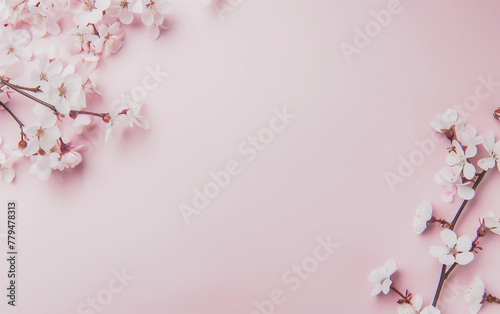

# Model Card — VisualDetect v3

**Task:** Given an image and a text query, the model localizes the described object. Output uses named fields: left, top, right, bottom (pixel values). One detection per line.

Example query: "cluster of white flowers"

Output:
left=0, top=0, right=159, bottom=182
left=412, top=203, right=500, bottom=266
left=431, top=109, right=500, bottom=202
left=371, top=108, right=500, bottom=313
left=460, top=213, right=500, bottom=314
left=0, top=0, right=170, bottom=44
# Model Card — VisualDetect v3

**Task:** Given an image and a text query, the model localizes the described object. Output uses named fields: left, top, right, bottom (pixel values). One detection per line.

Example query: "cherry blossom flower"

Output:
left=81, top=54, right=99, bottom=70
left=74, top=56, right=100, bottom=108
left=21, top=5, right=61, bottom=37
left=464, top=276, right=485, bottom=314
left=430, top=229, right=474, bottom=266
left=141, top=0, right=170, bottom=27
left=397, top=295, right=422, bottom=314
left=147, top=18, right=168, bottom=40
left=65, top=26, right=94, bottom=54
left=430, top=109, right=459, bottom=134
left=456, top=122, right=483, bottom=148
left=32, top=102, right=54, bottom=117
left=47, top=73, right=83, bottom=114
left=31, top=57, right=63, bottom=91
left=398, top=298, right=441, bottom=314
left=421, top=306, right=441, bottom=314
left=60, top=147, right=83, bottom=169
left=33, top=44, right=63, bottom=61
left=139, top=0, right=171, bottom=40
left=80, top=70, right=100, bottom=96
left=0, top=151, right=16, bottom=183
left=104, top=102, right=149, bottom=142
left=477, top=131, right=500, bottom=171
left=104, top=110, right=127, bottom=142
left=107, top=0, right=134, bottom=24
left=29, top=154, right=56, bottom=180
left=482, top=212, right=500, bottom=235
left=446, top=140, right=476, bottom=180
left=23, top=114, right=61, bottom=156
left=92, top=22, right=125, bottom=57
left=0, top=0, right=27, bottom=26
left=368, top=259, right=398, bottom=296
left=147, top=21, right=166, bottom=40
left=52, top=146, right=83, bottom=170
left=200, top=0, right=212, bottom=5
left=413, top=202, right=433, bottom=234
left=124, top=102, right=149, bottom=129
left=434, top=167, right=475, bottom=202
left=0, top=29, right=32, bottom=66
left=71, top=0, right=110, bottom=26
left=69, top=114, right=91, bottom=135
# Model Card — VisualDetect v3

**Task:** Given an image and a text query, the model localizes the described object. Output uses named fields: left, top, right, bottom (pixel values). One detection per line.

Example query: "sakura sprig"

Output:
left=0, top=0, right=167, bottom=182
left=369, top=108, right=500, bottom=313
left=0, top=0, right=171, bottom=41
left=368, top=259, right=441, bottom=313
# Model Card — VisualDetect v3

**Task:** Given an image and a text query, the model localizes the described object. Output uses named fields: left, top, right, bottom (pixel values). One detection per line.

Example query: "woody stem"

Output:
left=0, top=100, right=24, bottom=129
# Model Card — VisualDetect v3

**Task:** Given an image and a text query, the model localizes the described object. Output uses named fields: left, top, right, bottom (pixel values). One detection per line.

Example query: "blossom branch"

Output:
left=450, top=170, right=488, bottom=230
left=429, top=217, right=451, bottom=228
left=487, top=294, right=500, bottom=304
left=1, top=79, right=57, bottom=112
left=442, top=234, right=482, bottom=280
left=91, top=24, right=100, bottom=38
left=0, top=101, right=24, bottom=128
left=1, top=81, right=41, bottom=93
left=432, top=265, right=447, bottom=307
left=433, top=220, right=488, bottom=307
left=390, top=285, right=406, bottom=300
left=444, top=263, right=458, bottom=278
left=2, top=79, right=108, bottom=120
left=70, top=110, right=106, bottom=118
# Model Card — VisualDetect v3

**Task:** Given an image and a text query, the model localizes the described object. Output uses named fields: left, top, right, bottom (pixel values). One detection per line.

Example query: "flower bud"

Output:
left=69, top=112, right=78, bottom=119
left=477, top=219, right=490, bottom=237
left=102, top=114, right=111, bottom=123
left=60, top=144, right=70, bottom=154
left=494, top=107, right=500, bottom=120
left=444, top=126, right=455, bottom=141
left=18, top=140, right=27, bottom=149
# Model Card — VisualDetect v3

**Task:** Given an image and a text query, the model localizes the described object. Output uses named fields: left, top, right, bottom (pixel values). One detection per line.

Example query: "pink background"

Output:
left=2, top=0, right=500, bottom=313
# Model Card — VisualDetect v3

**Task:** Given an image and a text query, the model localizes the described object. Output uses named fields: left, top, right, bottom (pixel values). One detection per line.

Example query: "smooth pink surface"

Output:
left=2, top=1, right=500, bottom=313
